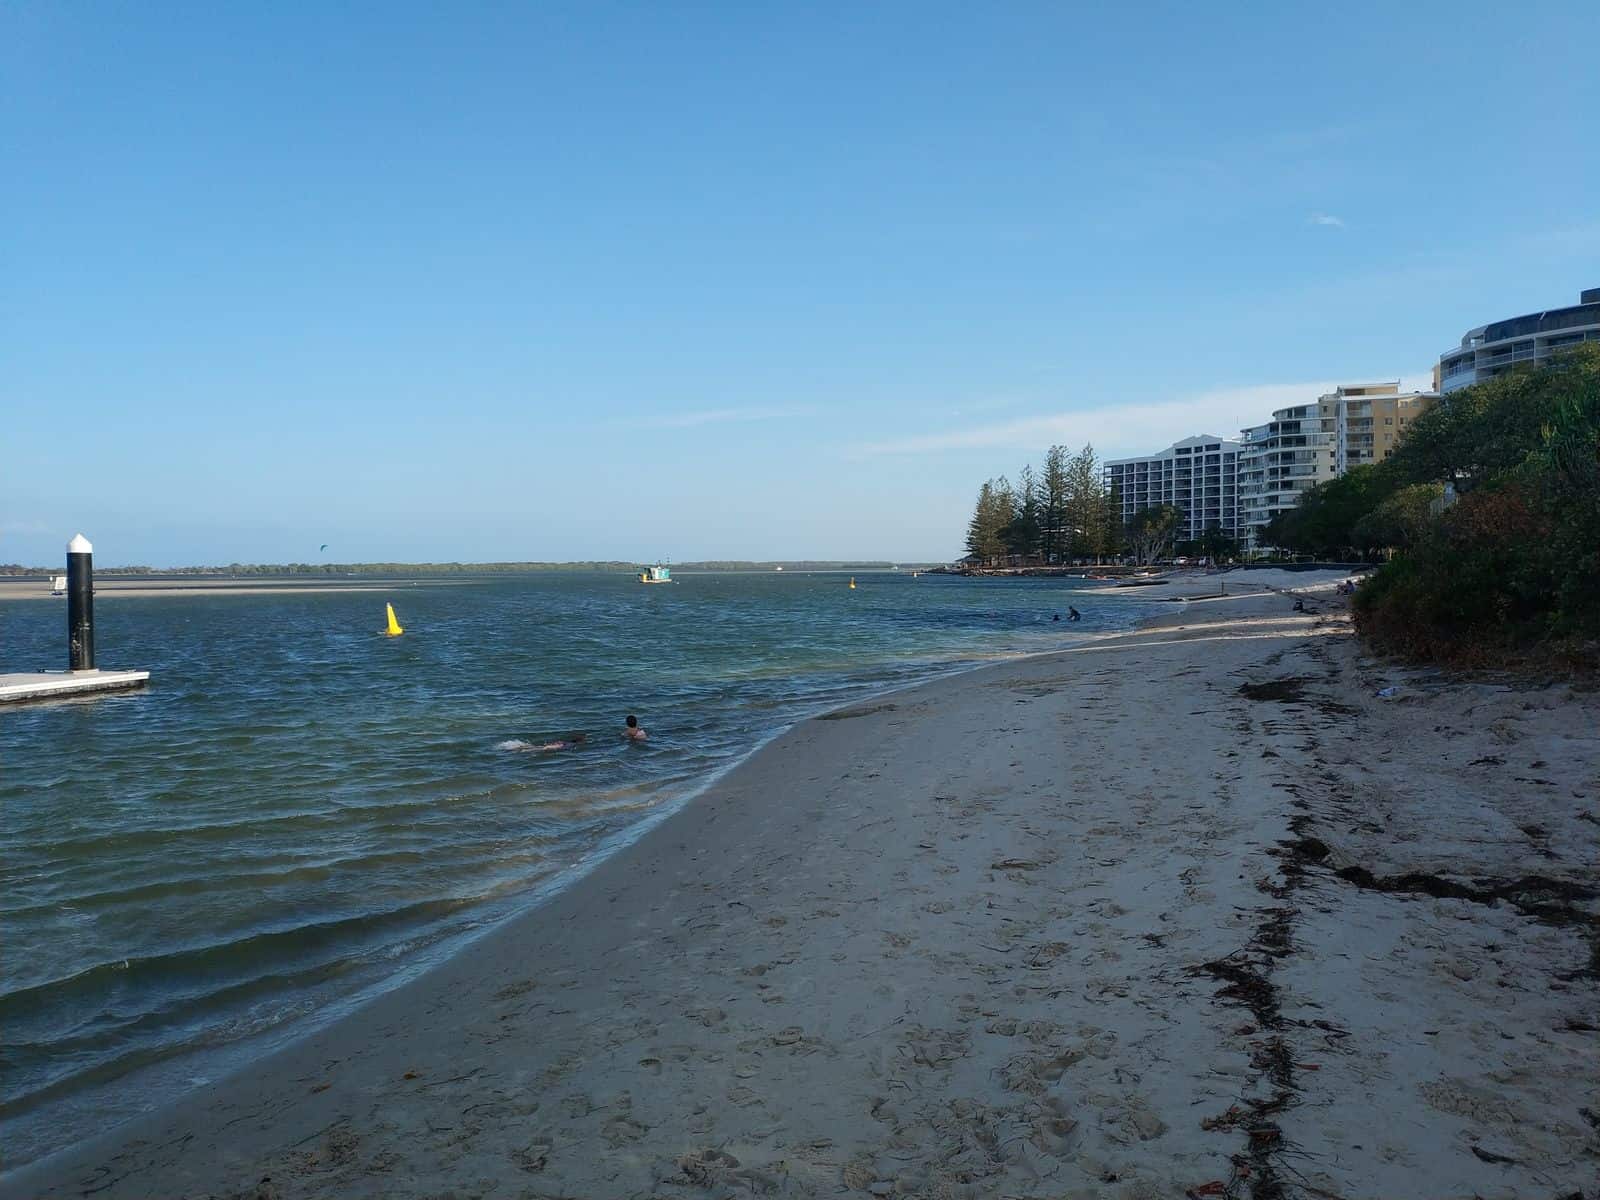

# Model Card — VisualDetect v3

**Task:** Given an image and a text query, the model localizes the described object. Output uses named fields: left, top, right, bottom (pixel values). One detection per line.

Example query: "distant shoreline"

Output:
left=0, top=565, right=942, bottom=601
left=0, top=560, right=931, bottom=578
left=0, top=577, right=481, bottom=601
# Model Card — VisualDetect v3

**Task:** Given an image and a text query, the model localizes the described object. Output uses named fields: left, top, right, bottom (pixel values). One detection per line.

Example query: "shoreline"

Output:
left=1, top=577, right=1164, bottom=1170
left=3, top=578, right=1180, bottom=1173
left=9, top=575, right=1594, bottom=1197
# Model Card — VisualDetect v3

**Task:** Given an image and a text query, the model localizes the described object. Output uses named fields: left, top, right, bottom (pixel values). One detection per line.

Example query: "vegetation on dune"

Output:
left=1264, top=345, right=1599, bottom=667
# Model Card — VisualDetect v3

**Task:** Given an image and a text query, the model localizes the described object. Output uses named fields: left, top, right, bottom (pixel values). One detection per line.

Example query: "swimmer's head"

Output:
left=625, top=715, right=638, bottom=728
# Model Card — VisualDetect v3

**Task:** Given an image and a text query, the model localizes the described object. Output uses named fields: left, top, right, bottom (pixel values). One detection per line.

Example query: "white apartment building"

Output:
left=1238, top=403, right=1335, bottom=550
left=1435, top=287, right=1600, bottom=393
left=1104, top=436, right=1240, bottom=544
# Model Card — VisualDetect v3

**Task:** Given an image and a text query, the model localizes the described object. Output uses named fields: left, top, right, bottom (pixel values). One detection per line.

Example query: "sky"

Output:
left=4, top=2, right=1598, bottom=566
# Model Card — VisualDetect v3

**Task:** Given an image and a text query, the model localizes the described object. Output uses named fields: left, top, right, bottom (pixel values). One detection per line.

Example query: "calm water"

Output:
left=0, top=571, right=1157, bottom=1167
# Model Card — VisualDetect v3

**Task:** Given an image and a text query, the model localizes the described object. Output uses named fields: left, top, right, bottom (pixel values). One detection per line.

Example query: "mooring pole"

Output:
left=67, top=533, right=95, bottom=672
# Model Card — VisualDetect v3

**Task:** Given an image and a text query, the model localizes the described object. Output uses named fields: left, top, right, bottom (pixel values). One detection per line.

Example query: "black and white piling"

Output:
left=67, top=533, right=95, bottom=672
left=0, top=534, right=148, bottom=703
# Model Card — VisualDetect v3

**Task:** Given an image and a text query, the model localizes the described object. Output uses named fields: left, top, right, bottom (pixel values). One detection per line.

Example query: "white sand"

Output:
left=8, top=584, right=1596, bottom=1199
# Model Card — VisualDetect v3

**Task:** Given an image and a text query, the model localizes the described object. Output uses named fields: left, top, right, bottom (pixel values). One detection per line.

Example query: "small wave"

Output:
left=496, top=739, right=533, bottom=751
left=0, top=897, right=473, bottom=1017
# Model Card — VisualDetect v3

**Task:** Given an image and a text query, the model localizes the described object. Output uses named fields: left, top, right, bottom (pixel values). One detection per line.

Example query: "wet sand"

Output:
left=8, top=582, right=1596, bottom=1198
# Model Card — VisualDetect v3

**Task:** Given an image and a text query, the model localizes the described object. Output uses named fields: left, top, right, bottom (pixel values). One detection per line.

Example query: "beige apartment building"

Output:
left=1333, top=383, right=1434, bottom=474
left=1239, top=382, right=1434, bottom=550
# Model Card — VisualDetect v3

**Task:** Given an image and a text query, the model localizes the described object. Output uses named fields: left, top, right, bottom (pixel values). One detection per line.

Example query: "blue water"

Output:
left=0, top=570, right=1157, bottom=1167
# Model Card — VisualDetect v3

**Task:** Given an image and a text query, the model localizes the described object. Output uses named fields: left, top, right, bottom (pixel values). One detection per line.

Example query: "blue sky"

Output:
left=4, top=2, right=1597, bottom=566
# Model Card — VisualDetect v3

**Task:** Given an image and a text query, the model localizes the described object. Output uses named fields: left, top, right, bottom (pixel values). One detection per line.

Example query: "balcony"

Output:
left=1477, top=342, right=1539, bottom=370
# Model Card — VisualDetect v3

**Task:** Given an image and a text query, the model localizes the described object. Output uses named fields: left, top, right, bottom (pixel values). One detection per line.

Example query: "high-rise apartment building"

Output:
left=1104, top=436, right=1240, bottom=545
left=1238, top=383, right=1434, bottom=550
left=1435, top=287, right=1600, bottom=393
left=1334, top=386, right=1433, bottom=474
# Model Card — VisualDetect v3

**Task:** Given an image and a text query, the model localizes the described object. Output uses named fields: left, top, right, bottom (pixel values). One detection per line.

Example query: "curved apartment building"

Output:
left=1436, top=287, right=1600, bottom=393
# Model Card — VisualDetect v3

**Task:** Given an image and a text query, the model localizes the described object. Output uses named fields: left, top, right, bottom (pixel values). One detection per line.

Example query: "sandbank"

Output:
left=0, top=578, right=475, bottom=601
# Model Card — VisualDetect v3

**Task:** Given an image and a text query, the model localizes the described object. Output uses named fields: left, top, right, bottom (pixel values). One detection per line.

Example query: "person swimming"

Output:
left=539, top=733, right=587, bottom=751
left=1068, top=607, right=1082, bottom=622
left=498, top=732, right=587, bottom=753
left=624, top=714, right=647, bottom=742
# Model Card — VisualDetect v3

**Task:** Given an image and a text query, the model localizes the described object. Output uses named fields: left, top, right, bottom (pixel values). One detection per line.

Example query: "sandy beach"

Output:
left=8, top=578, right=1596, bottom=1199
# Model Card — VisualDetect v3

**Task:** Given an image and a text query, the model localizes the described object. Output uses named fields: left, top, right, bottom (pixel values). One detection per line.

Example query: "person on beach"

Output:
left=624, top=714, right=647, bottom=742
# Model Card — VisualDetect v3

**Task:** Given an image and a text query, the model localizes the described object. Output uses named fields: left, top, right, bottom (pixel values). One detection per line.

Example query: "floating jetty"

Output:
left=0, top=669, right=151, bottom=704
left=0, top=534, right=150, bottom=704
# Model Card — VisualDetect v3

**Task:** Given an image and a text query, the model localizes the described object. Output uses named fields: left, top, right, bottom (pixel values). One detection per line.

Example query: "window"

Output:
left=1385, top=417, right=1393, bottom=424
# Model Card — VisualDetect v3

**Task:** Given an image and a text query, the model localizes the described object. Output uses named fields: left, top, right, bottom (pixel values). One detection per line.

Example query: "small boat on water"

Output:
left=639, top=564, right=673, bottom=585
left=50, top=575, right=67, bottom=596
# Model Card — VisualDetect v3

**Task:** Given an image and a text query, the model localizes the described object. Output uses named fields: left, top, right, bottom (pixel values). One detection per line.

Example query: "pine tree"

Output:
left=965, top=479, right=1012, bottom=564
left=1063, top=444, right=1103, bottom=561
left=1011, top=464, right=1042, bottom=560
left=1040, top=445, right=1069, bottom=563
left=966, top=482, right=996, bottom=560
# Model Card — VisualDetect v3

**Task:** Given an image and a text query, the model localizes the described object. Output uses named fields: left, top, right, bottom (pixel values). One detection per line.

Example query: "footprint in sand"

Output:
left=602, top=1114, right=649, bottom=1146
left=672, top=1148, right=742, bottom=1187
left=512, top=1139, right=552, bottom=1173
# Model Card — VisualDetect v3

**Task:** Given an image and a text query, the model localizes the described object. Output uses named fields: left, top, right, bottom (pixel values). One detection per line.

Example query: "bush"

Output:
left=1341, top=346, right=1600, bottom=668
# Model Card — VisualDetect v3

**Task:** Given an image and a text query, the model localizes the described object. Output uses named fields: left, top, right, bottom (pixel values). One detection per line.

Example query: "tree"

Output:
left=1063, top=444, right=1105, bottom=560
left=1178, top=524, right=1240, bottom=562
left=1262, top=465, right=1397, bottom=559
left=1126, top=505, right=1182, bottom=565
left=1353, top=345, right=1600, bottom=664
left=1101, top=481, right=1124, bottom=561
left=1039, top=445, right=1070, bottom=563
left=1009, top=464, right=1042, bottom=560
left=965, top=481, right=1009, bottom=563
left=1350, top=483, right=1444, bottom=555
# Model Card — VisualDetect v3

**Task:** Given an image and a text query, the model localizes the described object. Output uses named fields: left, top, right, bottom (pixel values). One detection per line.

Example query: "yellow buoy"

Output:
left=848, top=577, right=856, bottom=589
left=385, top=603, right=404, bottom=636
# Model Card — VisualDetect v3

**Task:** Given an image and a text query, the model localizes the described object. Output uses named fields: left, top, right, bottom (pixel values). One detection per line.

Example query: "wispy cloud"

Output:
left=639, top=405, right=815, bottom=429
left=845, top=382, right=1351, bottom=461
left=1308, top=212, right=1346, bottom=229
